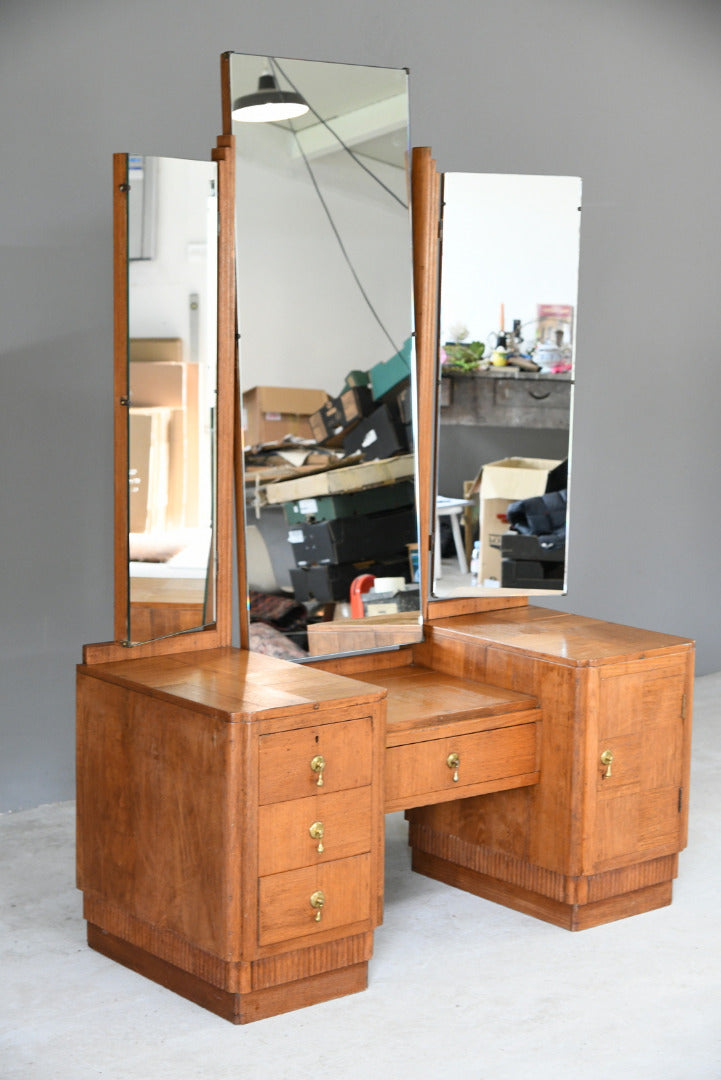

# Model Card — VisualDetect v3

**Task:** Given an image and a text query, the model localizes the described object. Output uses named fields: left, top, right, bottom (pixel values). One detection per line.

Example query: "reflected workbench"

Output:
left=440, top=369, right=572, bottom=429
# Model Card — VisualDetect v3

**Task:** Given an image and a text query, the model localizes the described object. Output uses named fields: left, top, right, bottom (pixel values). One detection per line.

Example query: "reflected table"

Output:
left=436, top=496, right=473, bottom=577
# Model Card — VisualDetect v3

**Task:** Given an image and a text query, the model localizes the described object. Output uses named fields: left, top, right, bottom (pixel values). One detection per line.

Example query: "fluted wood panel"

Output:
left=250, top=933, right=373, bottom=991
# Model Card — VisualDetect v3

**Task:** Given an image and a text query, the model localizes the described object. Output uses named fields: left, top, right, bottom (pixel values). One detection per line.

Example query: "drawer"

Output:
left=494, top=379, right=571, bottom=410
left=258, top=854, right=372, bottom=947
left=258, top=787, right=373, bottom=877
left=385, top=721, right=538, bottom=811
left=258, top=717, right=373, bottom=804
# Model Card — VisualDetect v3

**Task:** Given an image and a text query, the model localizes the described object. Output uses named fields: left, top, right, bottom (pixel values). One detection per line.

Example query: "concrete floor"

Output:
left=2, top=674, right=721, bottom=1080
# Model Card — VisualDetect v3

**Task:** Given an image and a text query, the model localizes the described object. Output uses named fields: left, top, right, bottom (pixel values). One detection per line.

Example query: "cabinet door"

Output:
left=588, top=655, right=690, bottom=872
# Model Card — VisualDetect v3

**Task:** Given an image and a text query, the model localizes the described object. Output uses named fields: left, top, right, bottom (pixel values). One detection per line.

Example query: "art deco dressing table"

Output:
left=75, top=56, right=693, bottom=1024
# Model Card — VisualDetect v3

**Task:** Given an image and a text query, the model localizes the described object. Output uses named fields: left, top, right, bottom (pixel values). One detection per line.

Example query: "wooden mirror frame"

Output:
left=221, top=53, right=422, bottom=656
left=83, top=137, right=236, bottom=665
left=411, top=147, right=529, bottom=624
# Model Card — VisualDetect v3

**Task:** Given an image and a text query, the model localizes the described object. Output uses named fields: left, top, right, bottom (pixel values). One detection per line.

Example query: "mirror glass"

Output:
left=432, top=172, right=581, bottom=599
left=228, top=53, right=421, bottom=660
left=125, top=154, right=218, bottom=643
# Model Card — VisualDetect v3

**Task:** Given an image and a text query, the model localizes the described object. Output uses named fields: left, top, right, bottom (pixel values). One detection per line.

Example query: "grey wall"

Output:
left=1, top=0, right=720, bottom=811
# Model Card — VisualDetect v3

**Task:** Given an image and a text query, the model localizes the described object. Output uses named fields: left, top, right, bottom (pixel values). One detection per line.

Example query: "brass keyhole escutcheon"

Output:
left=310, top=890, right=325, bottom=922
left=447, top=752, right=460, bottom=782
left=600, top=749, right=614, bottom=778
left=309, top=820, right=325, bottom=853
left=310, top=755, right=326, bottom=787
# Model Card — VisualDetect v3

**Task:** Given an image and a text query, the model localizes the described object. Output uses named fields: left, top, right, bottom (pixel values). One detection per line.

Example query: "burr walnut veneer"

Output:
left=77, top=608, right=692, bottom=1021
left=77, top=649, right=387, bottom=1024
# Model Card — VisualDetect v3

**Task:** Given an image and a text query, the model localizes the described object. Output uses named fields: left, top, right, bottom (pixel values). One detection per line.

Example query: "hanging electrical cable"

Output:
left=266, top=57, right=405, bottom=358
left=270, top=57, right=408, bottom=210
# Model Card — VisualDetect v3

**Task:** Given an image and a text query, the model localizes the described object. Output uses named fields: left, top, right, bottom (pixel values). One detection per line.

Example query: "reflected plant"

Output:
left=442, top=339, right=486, bottom=371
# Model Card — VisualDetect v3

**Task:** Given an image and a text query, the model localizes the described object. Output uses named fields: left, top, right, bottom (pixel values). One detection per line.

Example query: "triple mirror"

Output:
left=113, top=53, right=583, bottom=656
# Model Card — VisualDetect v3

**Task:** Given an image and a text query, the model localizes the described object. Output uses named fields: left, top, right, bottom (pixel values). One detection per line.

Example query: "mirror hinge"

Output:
left=681, top=692, right=687, bottom=719
left=678, top=787, right=683, bottom=813
left=120, top=396, right=130, bottom=406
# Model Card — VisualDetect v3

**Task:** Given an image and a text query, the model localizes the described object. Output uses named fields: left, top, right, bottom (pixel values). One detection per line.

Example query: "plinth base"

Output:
left=410, top=848, right=677, bottom=931
left=87, top=924, right=369, bottom=1024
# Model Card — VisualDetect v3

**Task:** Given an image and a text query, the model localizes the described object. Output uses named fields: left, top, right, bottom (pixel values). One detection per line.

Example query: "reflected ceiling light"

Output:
left=232, top=73, right=309, bottom=124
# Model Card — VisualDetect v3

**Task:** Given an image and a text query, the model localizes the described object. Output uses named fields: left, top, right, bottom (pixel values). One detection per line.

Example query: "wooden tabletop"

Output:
left=347, top=663, right=538, bottom=744
left=429, top=606, right=694, bottom=666
left=78, top=646, right=386, bottom=722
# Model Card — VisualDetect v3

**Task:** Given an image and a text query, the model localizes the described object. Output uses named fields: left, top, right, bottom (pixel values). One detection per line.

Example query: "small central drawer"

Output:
left=385, top=720, right=539, bottom=812
left=258, top=787, right=373, bottom=876
left=258, top=854, right=372, bottom=948
left=258, top=717, right=373, bottom=804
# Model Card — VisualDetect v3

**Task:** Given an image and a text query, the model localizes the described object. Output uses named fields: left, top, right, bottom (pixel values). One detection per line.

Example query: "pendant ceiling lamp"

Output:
left=232, top=72, right=309, bottom=124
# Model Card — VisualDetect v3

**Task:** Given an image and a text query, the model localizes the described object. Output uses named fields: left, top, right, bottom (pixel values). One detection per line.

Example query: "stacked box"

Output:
left=500, top=533, right=565, bottom=590
left=309, top=397, right=345, bottom=445
left=290, top=556, right=412, bottom=603
left=339, top=386, right=374, bottom=424
left=363, top=582, right=420, bottom=615
left=307, top=343, right=413, bottom=453
left=283, top=481, right=414, bottom=525
left=242, top=386, right=328, bottom=446
left=478, top=457, right=562, bottom=586
left=342, top=402, right=411, bottom=461
left=369, top=338, right=412, bottom=401
left=285, top=477, right=416, bottom=606
left=283, top=350, right=416, bottom=609
left=288, top=507, right=417, bottom=567
left=396, top=385, right=414, bottom=450
left=342, top=370, right=370, bottom=391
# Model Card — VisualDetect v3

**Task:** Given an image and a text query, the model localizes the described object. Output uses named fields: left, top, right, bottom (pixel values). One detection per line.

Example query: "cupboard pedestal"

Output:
left=406, top=608, right=694, bottom=929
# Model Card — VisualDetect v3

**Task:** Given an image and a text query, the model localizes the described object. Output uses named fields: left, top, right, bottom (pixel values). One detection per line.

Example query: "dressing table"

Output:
left=75, top=57, right=693, bottom=1024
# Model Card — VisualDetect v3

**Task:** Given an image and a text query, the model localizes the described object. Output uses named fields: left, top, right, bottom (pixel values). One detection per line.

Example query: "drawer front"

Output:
left=258, top=717, right=373, bottom=804
left=258, top=854, right=371, bottom=947
left=386, top=722, right=538, bottom=807
left=494, top=379, right=571, bottom=410
left=258, top=787, right=373, bottom=877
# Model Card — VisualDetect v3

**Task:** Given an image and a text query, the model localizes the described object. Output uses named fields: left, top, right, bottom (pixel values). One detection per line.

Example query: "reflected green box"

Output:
left=342, top=370, right=371, bottom=392
left=369, top=338, right=412, bottom=401
left=283, top=481, right=415, bottom=525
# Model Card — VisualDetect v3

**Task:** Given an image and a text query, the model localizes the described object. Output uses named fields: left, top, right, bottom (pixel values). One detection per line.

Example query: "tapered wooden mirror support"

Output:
left=411, top=148, right=528, bottom=622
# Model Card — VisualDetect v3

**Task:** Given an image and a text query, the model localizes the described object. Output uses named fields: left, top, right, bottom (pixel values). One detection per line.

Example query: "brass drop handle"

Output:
left=600, top=749, right=614, bottom=778
left=310, top=754, right=326, bottom=787
left=310, top=890, right=325, bottom=922
left=447, top=752, right=460, bottom=782
left=309, top=820, right=325, bottom=853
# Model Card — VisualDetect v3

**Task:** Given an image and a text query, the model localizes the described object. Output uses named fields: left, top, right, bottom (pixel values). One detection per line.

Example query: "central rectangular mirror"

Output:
left=227, top=52, right=421, bottom=659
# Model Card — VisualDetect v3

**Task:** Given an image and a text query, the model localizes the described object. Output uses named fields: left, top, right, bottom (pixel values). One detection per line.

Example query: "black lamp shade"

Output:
left=232, top=74, right=309, bottom=123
